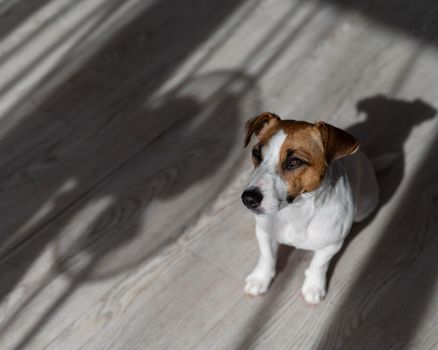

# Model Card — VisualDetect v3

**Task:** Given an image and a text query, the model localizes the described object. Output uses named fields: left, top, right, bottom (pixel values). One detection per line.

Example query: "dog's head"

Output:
left=241, top=112, right=359, bottom=215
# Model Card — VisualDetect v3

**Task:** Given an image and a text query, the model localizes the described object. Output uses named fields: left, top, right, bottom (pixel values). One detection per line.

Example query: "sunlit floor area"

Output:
left=1, top=0, right=438, bottom=349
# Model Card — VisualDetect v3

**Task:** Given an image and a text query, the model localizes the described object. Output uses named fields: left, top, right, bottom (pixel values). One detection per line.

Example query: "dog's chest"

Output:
left=256, top=164, right=354, bottom=251
left=258, top=202, right=324, bottom=250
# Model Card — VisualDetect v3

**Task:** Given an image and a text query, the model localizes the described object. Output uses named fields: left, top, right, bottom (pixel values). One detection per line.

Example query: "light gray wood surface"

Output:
left=1, top=0, right=438, bottom=349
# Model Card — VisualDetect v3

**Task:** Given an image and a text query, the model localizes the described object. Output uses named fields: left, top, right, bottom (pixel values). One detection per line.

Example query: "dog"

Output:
left=241, top=112, right=379, bottom=304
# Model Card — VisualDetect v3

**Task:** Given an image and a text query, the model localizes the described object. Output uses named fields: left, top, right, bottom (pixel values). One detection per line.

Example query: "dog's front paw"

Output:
left=244, top=272, right=273, bottom=297
left=301, top=283, right=326, bottom=305
left=301, top=274, right=325, bottom=305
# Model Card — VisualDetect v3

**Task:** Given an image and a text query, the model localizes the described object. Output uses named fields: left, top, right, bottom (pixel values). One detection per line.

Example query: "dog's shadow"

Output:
left=326, top=94, right=436, bottom=284
left=273, top=95, right=436, bottom=286
left=350, top=95, right=436, bottom=205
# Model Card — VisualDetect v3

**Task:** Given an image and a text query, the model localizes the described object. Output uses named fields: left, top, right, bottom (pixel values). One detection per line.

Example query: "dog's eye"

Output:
left=286, top=157, right=303, bottom=170
left=252, top=147, right=262, bottom=162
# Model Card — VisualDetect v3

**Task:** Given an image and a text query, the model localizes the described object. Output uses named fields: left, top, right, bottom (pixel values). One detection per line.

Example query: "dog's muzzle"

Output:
left=241, top=187, right=263, bottom=210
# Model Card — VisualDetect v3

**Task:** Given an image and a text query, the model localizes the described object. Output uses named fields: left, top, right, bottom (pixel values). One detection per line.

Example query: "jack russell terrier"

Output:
left=241, top=112, right=379, bottom=304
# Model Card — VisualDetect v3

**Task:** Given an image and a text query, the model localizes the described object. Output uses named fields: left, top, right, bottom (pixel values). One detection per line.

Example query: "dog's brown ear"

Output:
left=315, top=121, right=359, bottom=163
left=244, top=112, right=281, bottom=147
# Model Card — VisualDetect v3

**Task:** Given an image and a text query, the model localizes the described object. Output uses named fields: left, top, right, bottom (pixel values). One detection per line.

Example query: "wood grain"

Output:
left=1, top=0, right=438, bottom=349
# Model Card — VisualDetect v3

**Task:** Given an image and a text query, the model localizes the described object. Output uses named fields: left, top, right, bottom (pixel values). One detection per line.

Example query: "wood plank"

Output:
left=0, top=243, right=243, bottom=350
left=2, top=0, right=438, bottom=349
left=0, top=82, right=251, bottom=349
left=44, top=247, right=242, bottom=350
left=0, top=0, right=246, bottom=256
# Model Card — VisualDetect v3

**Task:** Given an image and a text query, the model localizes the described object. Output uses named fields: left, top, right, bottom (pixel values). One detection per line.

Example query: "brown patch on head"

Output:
left=245, top=112, right=283, bottom=168
left=277, top=120, right=359, bottom=199
left=244, top=112, right=359, bottom=202
left=278, top=120, right=327, bottom=198
left=315, top=121, right=359, bottom=163
left=244, top=112, right=281, bottom=147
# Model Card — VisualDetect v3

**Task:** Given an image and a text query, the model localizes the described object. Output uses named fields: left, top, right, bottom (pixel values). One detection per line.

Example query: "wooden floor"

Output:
left=1, top=0, right=438, bottom=349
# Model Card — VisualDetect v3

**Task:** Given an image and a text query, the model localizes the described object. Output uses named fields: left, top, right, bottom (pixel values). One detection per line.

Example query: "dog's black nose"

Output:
left=241, top=188, right=263, bottom=209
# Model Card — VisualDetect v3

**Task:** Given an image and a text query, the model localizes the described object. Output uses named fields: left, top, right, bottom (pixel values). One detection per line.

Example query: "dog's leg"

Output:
left=301, top=242, right=342, bottom=305
left=245, top=226, right=278, bottom=296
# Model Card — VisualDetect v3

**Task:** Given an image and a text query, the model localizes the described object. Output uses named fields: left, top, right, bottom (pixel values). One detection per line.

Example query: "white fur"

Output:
left=247, top=130, right=288, bottom=214
left=244, top=133, right=379, bottom=304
